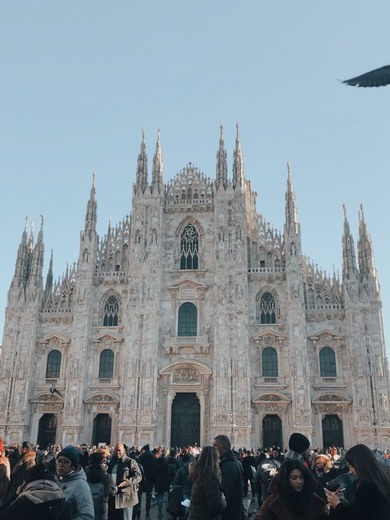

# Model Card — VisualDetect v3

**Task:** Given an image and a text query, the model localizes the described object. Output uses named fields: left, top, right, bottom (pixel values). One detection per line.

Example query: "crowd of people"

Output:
left=0, top=435, right=389, bottom=519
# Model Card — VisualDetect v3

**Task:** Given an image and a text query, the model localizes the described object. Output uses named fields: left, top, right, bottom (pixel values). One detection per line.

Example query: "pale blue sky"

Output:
left=1, top=1, right=390, bottom=354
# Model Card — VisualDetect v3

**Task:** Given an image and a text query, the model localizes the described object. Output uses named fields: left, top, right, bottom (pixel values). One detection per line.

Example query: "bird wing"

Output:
left=343, top=65, right=390, bottom=87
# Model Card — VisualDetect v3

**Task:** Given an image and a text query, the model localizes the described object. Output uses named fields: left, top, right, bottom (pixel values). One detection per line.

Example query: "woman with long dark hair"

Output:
left=326, top=443, right=390, bottom=519
left=187, top=446, right=226, bottom=520
left=252, top=458, right=327, bottom=520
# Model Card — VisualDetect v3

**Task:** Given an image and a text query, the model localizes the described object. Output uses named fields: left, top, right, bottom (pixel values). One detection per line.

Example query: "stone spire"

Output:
left=44, top=248, right=54, bottom=299
left=358, top=204, right=376, bottom=280
left=284, top=163, right=300, bottom=236
left=232, top=123, right=244, bottom=189
left=342, top=204, right=358, bottom=280
left=216, top=124, right=228, bottom=190
left=82, top=173, right=97, bottom=241
left=151, top=129, right=163, bottom=194
left=134, top=129, right=148, bottom=195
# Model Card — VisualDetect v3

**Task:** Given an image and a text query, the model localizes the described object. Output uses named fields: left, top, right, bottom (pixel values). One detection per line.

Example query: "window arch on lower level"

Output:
left=46, top=350, right=61, bottom=378
left=178, top=302, right=198, bottom=336
left=262, top=347, right=278, bottom=377
left=319, top=346, right=337, bottom=377
left=99, top=349, right=114, bottom=378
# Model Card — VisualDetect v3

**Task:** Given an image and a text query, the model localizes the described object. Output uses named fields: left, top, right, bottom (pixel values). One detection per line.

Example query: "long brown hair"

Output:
left=190, top=446, right=221, bottom=487
left=345, top=444, right=390, bottom=503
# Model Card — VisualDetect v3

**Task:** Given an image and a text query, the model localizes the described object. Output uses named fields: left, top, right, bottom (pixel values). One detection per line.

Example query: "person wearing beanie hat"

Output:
left=55, top=445, right=94, bottom=520
left=142, top=444, right=150, bottom=453
left=285, top=433, right=311, bottom=464
left=311, top=453, right=345, bottom=501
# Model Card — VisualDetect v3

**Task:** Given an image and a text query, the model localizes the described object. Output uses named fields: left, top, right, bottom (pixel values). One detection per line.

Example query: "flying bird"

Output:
left=343, top=65, right=390, bottom=87
left=50, top=382, right=64, bottom=398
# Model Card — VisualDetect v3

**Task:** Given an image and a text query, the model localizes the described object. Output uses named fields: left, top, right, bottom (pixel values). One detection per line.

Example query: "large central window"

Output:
left=180, top=225, right=199, bottom=269
left=178, top=302, right=197, bottom=336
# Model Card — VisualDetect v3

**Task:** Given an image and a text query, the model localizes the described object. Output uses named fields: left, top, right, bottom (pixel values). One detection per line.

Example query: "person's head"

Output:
left=89, top=451, right=104, bottom=465
left=96, top=447, right=109, bottom=464
left=56, top=445, right=80, bottom=477
left=190, top=446, right=220, bottom=487
left=114, top=443, right=126, bottom=459
left=277, top=459, right=315, bottom=495
left=271, top=446, right=281, bottom=459
left=25, top=463, right=55, bottom=484
left=20, top=441, right=34, bottom=456
left=345, top=444, right=390, bottom=502
left=213, top=435, right=231, bottom=458
left=314, top=454, right=332, bottom=471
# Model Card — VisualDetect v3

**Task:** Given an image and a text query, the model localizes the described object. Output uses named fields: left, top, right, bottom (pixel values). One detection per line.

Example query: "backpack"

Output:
left=88, top=481, right=105, bottom=520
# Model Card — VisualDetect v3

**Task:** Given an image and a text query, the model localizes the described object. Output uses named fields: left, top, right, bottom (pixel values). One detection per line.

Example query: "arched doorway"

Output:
left=171, top=393, right=200, bottom=447
left=322, top=415, right=344, bottom=449
left=92, top=414, right=112, bottom=445
left=37, top=414, right=57, bottom=448
left=262, top=414, right=283, bottom=449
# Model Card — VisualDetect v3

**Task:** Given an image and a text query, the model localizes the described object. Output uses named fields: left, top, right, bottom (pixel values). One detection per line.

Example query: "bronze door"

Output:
left=37, top=413, right=57, bottom=448
left=322, top=414, right=344, bottom=450
left=171, top=393, right=200, bottom=448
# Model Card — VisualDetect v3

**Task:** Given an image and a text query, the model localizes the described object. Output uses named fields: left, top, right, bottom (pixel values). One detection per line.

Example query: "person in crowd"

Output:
left=6, top=446, right=21, bottom=474
left=0, top=463, right=66, bottom=519
left=213, top=435, right=243, bottom=520
left=254, top=451, right=267, bottom=509
left=5, top=441, right=36, bottom=502
left=285, top=433, right=311, bottom=465
left=153, top=448, right=170, bottom=518
left=252, top=458, right=327, bottom=520
left=86, top=451, right=116, bottom=520
left=137, top=444, right=156, bottom=517
left=79, top=444, right=90, bottom=469
left=107, top=443, right=142, bottom=520
left=187, top=445, right=226, bottom=520
left=326, top=443, right=390, bottom=520
left=173, top=449, right=193, bottom=503
left=241, top=449, right=256, bottom=498
left=0, top=439, right=10, bottom=505
left=260, top=446, right=284, bottom=502
left=55, top=444, right=95, bottom=520
left=311, top=453, right=346, bottom=501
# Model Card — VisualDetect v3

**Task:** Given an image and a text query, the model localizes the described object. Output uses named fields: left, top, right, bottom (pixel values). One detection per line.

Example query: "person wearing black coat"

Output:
left=0, top=463, right=66, bottom=520
left=326, top=444, right=390, bottom=520
left=213, top=435, right=243, bottom=520
left=85, top=451, right=116, bottom=520
left=137, top=445, right=156, bottom=516
left=153, top=449, right=170, bottom=518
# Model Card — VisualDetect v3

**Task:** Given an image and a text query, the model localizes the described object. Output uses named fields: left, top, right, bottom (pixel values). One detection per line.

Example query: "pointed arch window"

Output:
left=180, top=225, right=199, bottom=269
left=178, top=302, right=197, bottom=336
left=319, top=347, right=337, bottom=377
left=46, top=350, right=61, bottom=378
left=99, top=349, right=114, bottom=378
left=103, top=295, right=119, bottom=326
left=262, top=347, right=278, bottom=377
left=257, top=292, right=277, bottom=324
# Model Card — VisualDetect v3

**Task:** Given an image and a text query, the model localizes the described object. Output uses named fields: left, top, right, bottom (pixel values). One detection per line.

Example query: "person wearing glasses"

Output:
left=55, top=445, right=94, bottom=520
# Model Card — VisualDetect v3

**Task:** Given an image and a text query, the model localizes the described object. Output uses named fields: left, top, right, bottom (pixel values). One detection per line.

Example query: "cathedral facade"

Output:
left=1, top=128, right=390, bottom=450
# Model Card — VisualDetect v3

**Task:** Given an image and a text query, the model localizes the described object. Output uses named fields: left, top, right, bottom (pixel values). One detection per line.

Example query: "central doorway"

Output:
left=171, top=393, right=200, bottom=448
left=322, top=414, right=344, bottom=449
left=37, top=413, right=57, bottom=448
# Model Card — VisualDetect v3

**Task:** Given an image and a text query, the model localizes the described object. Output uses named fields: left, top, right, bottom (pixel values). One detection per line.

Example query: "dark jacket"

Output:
left=188, top=475, right=226, bottom=520
left=85, top=462, right=116, bottom=520
left=0, top=479, right=66, bottom=520
left=219, top=451, right=243, bottom=520
left=253, top=477, right=327, bottom=520
left=154, top=457, right=170, bottom=494
left=173, top=462, right=192, bottom=500
left=330, top=480, right=390, bottom=520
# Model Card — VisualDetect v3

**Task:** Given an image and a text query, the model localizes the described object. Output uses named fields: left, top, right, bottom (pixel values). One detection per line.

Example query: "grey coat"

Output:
left=55, top=466, right=94, bottom=520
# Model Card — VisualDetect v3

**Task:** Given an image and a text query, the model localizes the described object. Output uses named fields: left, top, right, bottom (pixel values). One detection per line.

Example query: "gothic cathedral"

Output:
left=1, top=127, right=390, bottom=450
